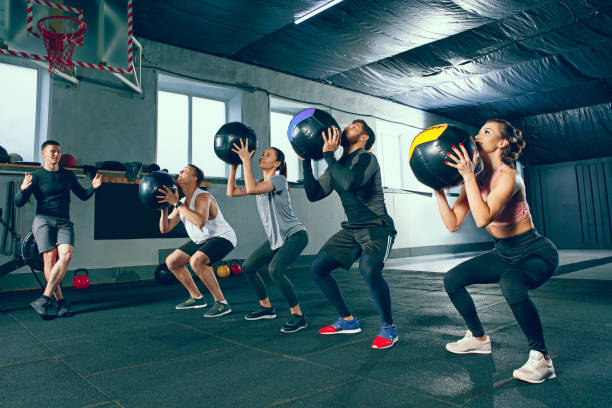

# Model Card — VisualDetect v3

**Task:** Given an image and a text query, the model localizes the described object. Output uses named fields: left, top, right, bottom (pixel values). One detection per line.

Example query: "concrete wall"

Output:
left=0, top=39, right=489, bottom=290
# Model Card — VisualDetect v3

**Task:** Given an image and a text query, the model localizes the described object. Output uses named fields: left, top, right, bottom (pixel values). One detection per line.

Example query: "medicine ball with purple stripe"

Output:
left=288, top=108, right=339, bottom=160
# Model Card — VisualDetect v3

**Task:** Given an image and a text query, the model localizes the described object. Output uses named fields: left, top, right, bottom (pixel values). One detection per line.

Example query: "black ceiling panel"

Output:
left=133, top=1, right=331, bottom=56
left=422, top=78, right=612, bottom=126
left=517, top=102, right=612, bottom=164
left=134, top=0, right=612, bottom=164
left=327, top=1, right=602, bottom=95
left=232, top=0, right=494, bottom=79
left=393, top=54, right=595, bottom=110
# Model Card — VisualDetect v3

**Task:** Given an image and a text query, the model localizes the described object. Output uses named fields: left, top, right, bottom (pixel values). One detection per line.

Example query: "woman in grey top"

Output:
left=227, top=139, right=309, bottom=333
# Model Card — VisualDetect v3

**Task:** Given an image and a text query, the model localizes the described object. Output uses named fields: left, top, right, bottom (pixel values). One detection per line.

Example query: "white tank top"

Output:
left=179, top=189, right=237, bottom=246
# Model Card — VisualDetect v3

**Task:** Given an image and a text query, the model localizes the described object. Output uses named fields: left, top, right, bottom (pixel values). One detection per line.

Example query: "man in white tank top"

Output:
left=157, top=165, right=237, bottom=318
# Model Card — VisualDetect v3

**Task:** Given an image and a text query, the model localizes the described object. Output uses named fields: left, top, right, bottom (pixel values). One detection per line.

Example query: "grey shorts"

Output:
left=321, top=216, right=396, bottom=269
left=32, top=215, right=75, bottom=253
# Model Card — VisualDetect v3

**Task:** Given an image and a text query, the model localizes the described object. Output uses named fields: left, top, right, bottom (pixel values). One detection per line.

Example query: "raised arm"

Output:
left=465, top=170, right=516, bottom=228
left=446, top=143, right=517, bottom=228
left=159, top=206, right=181, bottom=234
left=69, top=171, right=95, bottom=201
left=179, top=193, right=210, bottom=229
left=226, top=164, right=248, bottom=197
left=231, top=138, right=275, bottom=195
left=15, top=172, right=34, bottom=207
left=301, top=159, right=333, bottom=202
left=156, top=186, right=210, bottom=229
left=434, top=186, right=471, bottom=232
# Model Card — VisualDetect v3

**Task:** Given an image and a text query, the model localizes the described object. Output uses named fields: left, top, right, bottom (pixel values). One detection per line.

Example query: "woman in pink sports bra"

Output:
left=434, top=119, right=559, bottom=384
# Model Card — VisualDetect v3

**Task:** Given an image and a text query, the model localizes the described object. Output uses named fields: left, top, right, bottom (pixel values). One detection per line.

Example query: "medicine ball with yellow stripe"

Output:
left=409, top=124, right=482, bottom=190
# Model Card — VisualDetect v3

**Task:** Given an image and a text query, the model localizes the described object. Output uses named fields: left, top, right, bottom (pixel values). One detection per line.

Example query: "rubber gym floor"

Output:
left=1, top=252, right=611, bottom=408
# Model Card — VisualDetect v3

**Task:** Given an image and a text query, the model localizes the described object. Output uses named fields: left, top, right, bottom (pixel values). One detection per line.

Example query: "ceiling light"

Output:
left=294, top=0, right=344, bottom=24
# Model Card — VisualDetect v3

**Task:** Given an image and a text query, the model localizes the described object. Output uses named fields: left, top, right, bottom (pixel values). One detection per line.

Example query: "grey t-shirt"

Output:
left=256, top=175, right=306, bottom=250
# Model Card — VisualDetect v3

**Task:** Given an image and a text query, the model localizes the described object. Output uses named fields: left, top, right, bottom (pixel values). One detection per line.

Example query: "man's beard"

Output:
left=341, top=129, right=350, bottom=147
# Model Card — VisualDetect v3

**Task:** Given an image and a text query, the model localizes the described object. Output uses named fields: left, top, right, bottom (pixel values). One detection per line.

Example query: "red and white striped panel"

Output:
left=0, top=48, right=49, bottom=62
left=26, top=0, right=84, bottom=39
left=19, top=0, right=134, bottom=74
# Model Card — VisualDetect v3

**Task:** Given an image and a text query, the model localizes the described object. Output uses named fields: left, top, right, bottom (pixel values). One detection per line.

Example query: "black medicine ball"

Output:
left=288, top=108, right=339, bottom=160
left=409, top=124, right=482, bottom=190
left=214, top=122, right=257, bottom=165
left=139, top=171, right=176, bottom=210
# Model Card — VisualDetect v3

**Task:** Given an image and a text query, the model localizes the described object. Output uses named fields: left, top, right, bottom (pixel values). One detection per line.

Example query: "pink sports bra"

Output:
left=479, top=164, right=531, bottom=226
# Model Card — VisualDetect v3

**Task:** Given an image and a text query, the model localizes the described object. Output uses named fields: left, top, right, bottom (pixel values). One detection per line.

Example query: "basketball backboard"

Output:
left=0, top=0, right=139, bottom=90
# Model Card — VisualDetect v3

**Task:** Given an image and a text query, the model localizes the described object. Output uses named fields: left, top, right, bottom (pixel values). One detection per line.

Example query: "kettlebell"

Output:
left=154, top=263, right=177, bottom=285
left=73, top=268, right=90, bottom=290
left=229, top=260, right=242, bottom=276
left=216, top=264, right=230, bottom=278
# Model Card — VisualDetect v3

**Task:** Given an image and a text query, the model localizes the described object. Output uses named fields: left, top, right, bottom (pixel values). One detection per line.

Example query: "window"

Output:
left=376, top=120, right=422, bottom=191
left=270, top=111, right=300, bottom=182
left=0, top=62, right=47, bottom=162
left=192, top=97, right=228, bottom=179
left=270, top=97, right=331, bottom=182
left=156, top=91, right=189, bottom=174
left=157, top=74, right=241, bottom=177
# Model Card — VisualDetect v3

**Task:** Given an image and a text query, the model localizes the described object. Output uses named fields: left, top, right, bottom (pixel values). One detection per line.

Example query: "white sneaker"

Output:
left=445, top=330, right=492, bottom=354
left=513, top=350, right=556, bottom=383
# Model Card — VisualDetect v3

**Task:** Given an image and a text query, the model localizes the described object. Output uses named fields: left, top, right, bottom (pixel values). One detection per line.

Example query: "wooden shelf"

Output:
left=0, top=163, right=211, bottom=187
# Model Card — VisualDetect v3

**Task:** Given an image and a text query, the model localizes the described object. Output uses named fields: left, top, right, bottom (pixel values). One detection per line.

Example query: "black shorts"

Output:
left=177, top=237, right=234, bottom=264
left=32, top=214, right=75, bottom=253
left=320, top=216, right=396, bottom=269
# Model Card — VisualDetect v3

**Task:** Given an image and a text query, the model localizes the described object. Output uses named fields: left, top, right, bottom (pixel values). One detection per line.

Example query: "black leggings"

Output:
left=241, top=230, right=308, bottom=308
left=309, top=251, right=393, bottom=324
left=444, top=230, right=558, bottom=355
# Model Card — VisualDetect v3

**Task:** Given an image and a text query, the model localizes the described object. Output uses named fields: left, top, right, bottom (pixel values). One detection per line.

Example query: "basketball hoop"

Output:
left=37, top=16, right=87, bottom=77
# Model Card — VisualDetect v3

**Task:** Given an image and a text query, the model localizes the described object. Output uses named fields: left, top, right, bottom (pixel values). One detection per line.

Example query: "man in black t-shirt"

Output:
left=16, top=140, right=102, bottom=319
left=302, top=120, right=398, bottom=349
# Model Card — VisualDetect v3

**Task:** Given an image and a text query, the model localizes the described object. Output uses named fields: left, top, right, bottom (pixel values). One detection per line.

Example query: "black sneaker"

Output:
left=244, top=306, right=277, bottom=321
left=281, top=314, right=308, bottom=333
left=57, top=299, right=73, bottom=318
left=30, top=295, right=56, bottom=319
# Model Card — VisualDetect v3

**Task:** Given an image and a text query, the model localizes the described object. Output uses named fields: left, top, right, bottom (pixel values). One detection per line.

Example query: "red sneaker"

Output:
left=319, top=317, right=362, bottom=335
left=371, top=323, right=398, bottom=349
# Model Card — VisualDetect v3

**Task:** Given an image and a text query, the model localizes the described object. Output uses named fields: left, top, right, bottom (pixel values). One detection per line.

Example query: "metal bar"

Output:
left=30, top=60, right=78, bottom=84
left=110, top=38, right=142, bottom=93
left=111, top=71, right=142, bottom=93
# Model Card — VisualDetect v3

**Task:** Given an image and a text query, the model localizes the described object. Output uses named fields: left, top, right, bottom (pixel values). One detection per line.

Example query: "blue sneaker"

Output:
left=319, top=317, right=361, bottom=335
left=371, top=322, right=398, bottom=349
